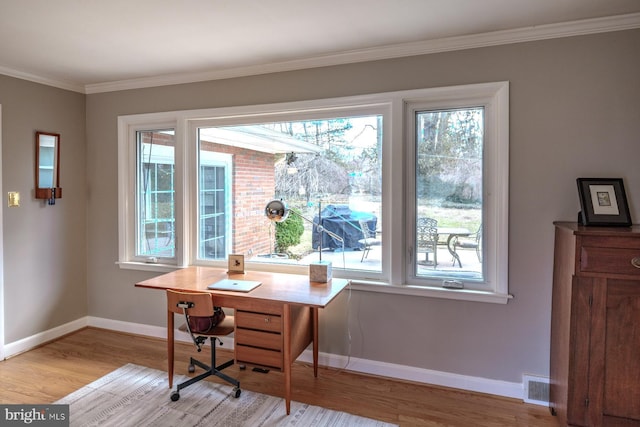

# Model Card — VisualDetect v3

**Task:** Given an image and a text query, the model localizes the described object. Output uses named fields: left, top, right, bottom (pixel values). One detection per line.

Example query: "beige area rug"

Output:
left=56, top=363, right=397, bottom=427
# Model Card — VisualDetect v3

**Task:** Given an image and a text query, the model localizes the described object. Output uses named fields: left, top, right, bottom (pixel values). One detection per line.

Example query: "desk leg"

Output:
left=283, top=303, right=291, bottom=415
left=167, top=310, right=174, bottom=388
left=312, top=307, right=319, bottom=377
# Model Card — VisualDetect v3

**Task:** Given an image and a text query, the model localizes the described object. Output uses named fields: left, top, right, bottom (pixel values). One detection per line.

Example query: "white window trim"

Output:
left=183, top=101, right=392, bottom=282
left=404, top=81, right=510, bottom=302
left=117, top=113, right=184, bottom=270
left=117, top=82, right=511, bottom=303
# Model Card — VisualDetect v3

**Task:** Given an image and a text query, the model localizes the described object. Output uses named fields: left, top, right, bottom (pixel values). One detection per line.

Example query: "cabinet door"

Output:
left=567, top=277, right=594, bottom=426
left=603, top=279, right=640, bottom=424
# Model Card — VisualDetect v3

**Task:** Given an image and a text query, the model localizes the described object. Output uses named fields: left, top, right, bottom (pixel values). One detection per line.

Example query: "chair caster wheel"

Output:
left=188, top=364, right=195, bottom=373
left=233, top=387, right=241, bottom=398
left=170, top=391, right=180, bottom=402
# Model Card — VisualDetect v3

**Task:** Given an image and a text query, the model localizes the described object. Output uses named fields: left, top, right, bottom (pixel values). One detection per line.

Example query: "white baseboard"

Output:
left=298, top=351, right=523, bottom=400
left=87, top=316, right=227, bottom=347
left=5, top=316, right=525, bottom=402
left=4, top=317, right=88, bottom=358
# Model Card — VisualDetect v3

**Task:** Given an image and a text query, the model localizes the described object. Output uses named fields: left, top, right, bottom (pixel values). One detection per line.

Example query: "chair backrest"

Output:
left=475, top=225, right=482, bottom=243
left=464, top=224, right=482, bottom=244
left=167, top=290, right=214, bottom=317
left=359, top=219, right=375, bottom=239
left=416, top=217, right=438, bottom=246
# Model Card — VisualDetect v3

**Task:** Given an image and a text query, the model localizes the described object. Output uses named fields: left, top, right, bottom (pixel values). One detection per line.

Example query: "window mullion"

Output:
left=173, top=119, right=189, bottom=267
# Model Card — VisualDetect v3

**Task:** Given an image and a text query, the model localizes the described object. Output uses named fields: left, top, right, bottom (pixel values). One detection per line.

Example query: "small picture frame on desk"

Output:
left=577, top=178, right=632, bottom=227
left=227, top=254, right=245, bottom=274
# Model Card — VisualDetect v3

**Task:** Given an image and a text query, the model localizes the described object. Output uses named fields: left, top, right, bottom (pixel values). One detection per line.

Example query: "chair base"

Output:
left=170, top=337, right=241, bottom=401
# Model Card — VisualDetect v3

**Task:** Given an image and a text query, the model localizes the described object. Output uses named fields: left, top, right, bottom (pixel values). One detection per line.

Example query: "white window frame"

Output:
left=118, top=113, right=184, bottom=271
left=117, top=82, right=510, bottom=303
left=183, top=103, right=391, bottom=281
left=404, top=82, right=509, bottom=302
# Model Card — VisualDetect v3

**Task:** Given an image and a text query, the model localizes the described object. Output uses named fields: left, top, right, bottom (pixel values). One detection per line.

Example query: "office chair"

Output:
left=166, top=289, right=241, bottom=402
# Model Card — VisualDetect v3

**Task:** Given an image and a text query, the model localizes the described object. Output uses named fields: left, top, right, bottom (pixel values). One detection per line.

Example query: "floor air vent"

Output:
left=523, top=374, right=549, bottom=406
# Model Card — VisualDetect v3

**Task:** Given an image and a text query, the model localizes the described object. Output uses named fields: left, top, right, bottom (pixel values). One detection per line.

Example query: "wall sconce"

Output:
left=35, top=131, right=62, bottom=205
left=285, top=152, right=297, bottom=165
left=285, top=152, right=298, bottom=174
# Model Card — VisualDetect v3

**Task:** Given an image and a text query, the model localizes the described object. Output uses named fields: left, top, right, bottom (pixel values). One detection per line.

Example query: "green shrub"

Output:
left=275, top=209, right=304, bottom=253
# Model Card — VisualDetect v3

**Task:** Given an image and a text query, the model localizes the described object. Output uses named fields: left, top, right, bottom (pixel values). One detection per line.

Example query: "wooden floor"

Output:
left=0, top=328, right=558, bottom=426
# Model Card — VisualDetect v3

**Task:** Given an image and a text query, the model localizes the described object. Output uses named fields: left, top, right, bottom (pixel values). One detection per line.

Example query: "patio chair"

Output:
left=416, top=217, right=438, bottom=268
left=358, top=219, right=381, bottom=262
left=451, top=225, right=482, bottom=263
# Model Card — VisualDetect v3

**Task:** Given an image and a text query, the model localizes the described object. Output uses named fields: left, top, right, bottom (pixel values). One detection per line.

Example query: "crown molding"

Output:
left=4, top=13, right=639, bottom=95
left=0, top=65, right=85, bottom=94
left=85, top=12, right=640, bottom=94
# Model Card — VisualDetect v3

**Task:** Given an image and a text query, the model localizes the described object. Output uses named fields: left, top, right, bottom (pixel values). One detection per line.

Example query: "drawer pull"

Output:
left=632, top=257, right=640, bottom=269
left=264, top=317, right=271, bottom=323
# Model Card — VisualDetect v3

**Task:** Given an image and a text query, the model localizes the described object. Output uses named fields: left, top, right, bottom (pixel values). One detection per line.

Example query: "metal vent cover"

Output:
left=523, top=374, right=549, bottom=406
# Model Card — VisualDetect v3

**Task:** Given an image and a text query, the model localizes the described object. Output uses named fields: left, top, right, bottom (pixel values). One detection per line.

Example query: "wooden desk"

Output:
left=135, top=266, right=349, bottom=414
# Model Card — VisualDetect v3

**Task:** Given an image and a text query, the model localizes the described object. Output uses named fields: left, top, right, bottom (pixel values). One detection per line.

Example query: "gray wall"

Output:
left=86, top=29, right=640, bottom=383
left=3, top=28, right=639, bottom=386
left=1, top=75, right=86, bottom=342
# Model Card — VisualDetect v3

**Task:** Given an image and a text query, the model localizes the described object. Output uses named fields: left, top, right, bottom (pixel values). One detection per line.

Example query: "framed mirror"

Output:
left=35, top=131, right=62, bottom=202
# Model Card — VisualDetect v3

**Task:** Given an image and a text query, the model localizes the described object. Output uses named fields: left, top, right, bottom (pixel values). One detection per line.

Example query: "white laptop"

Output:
left=207, top=279, right=262, bottom=292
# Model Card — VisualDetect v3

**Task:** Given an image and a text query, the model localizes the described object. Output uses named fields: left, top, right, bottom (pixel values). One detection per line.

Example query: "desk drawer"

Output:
left=236, top=345, right=282, bottom=370
left=235, top=328, right=281, bottom=351
left=236, top=310, right=282, bottom=333
left=580, top=246, right=640, bottom=276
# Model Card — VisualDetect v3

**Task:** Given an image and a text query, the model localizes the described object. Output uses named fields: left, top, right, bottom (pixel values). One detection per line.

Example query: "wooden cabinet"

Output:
left=551, top=222, right=640, bottom=426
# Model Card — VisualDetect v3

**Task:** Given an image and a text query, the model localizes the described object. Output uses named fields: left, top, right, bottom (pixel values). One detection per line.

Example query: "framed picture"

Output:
left=227, top=254, right=245, bottom=274
left=577, top=178, right=632, bottom=226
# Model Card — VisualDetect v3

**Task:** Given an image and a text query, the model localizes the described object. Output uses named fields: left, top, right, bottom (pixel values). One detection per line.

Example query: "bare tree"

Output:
left=271, top=119, right=355, bottom=203
left=275, top=153, right=349, bottom=203
left=416, top=108, right=483, bottom=203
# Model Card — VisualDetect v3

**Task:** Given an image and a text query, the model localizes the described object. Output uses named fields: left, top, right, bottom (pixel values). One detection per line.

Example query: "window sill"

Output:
left=117, top=261, right=511, bottom=304
left=117, top=261, right=182, bottom=273
left=349, top=280, right=512, bottom=304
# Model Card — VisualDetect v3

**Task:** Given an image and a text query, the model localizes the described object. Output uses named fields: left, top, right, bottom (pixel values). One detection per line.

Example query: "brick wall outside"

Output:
left=201, top=141, right=275, bottom=257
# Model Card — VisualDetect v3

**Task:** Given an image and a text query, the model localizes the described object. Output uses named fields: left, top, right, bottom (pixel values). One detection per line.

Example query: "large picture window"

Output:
left=192, top=116, right=383, bottom=274
left=118, top=82, right=509, bottom=302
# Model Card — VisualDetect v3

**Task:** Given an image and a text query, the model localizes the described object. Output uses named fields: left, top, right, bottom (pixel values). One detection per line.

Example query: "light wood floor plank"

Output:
left=0, top=328, right=557, bottom=426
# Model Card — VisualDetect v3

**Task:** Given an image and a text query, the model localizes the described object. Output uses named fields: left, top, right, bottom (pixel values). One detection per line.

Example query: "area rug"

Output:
left=56, top=363, right=396, bottom=427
